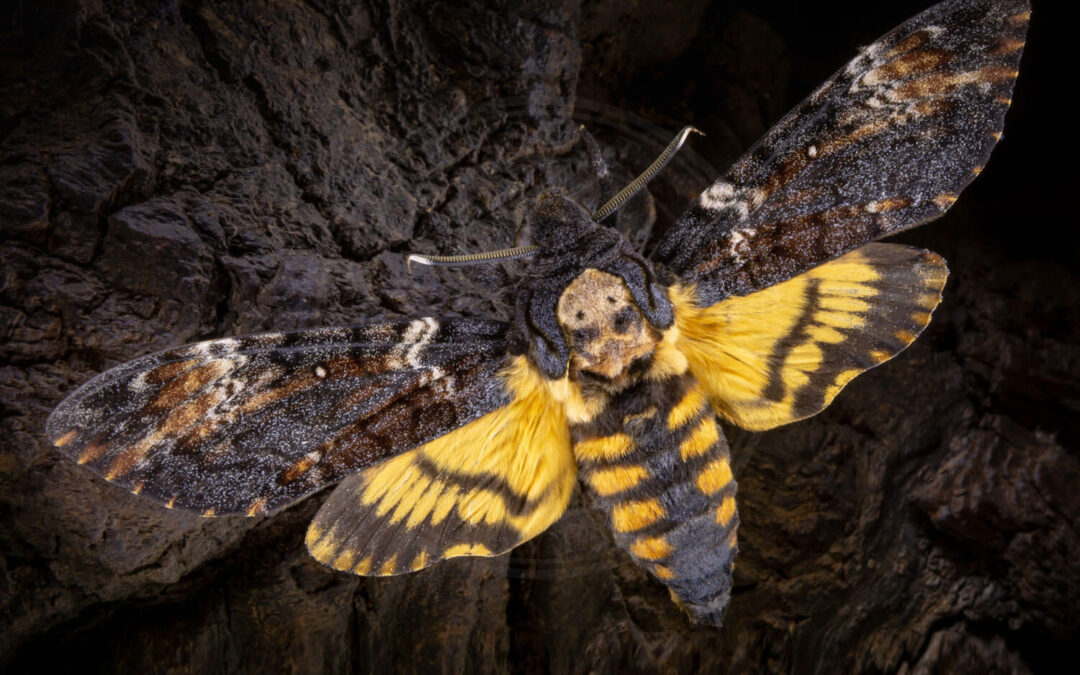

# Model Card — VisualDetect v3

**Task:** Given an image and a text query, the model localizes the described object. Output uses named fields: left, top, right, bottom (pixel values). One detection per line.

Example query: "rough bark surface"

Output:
left=1, top=1, right=1074, bottom=673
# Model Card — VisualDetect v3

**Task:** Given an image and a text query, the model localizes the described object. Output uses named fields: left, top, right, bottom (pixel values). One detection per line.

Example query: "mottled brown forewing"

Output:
left=652, top=0, right=1029, bottom=305
left=47, top=318, right=512, bottom=516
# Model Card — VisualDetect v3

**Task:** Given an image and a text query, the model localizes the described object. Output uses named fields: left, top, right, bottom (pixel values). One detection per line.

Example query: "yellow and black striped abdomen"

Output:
left=571, top=372, right=738, bottom=625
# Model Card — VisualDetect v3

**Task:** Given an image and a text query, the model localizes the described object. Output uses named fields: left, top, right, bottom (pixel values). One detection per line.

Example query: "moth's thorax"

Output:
left=556, top=269, right=659, bottom=389
left=509, top=195, right=675, bottom=382
left=529, top=191, right=597, bottom=251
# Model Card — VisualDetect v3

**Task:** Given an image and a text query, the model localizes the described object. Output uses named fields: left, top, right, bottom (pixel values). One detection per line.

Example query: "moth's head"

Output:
left=555, top=268, right=660, bottom=390
left=528, top=189, right=597, bottom=251
left=511, top=191, right=675, bottom=382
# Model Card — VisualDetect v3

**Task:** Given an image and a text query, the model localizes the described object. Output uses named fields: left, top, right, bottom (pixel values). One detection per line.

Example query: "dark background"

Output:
left=1, top=1, right=1075, bottom=673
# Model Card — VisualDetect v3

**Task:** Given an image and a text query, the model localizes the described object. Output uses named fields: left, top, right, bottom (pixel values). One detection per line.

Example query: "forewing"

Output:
left=653, top=0, right=1028, bottom=305
left=673, top=243, right=948, bottom=431
left=47, top=318, right=512, bottom=516
left=305, top=356, right=577, bottom=575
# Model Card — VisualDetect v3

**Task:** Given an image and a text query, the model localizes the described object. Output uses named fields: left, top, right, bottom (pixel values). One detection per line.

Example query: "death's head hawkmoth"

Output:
left=46, top=0, right=1028, bottom=626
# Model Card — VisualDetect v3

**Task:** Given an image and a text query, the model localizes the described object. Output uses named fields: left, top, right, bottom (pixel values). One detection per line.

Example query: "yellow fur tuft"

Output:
left=630, top=536, right=673, bottom=560
left=612, top=498, right=666, bottom=532
left=646, top=325, right=689, bottom=381
left=541, top=372, right=606, bottom=425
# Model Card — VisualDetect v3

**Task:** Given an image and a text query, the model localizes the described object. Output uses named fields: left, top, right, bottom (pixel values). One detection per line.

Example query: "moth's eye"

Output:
left=576, top=310, right=586, bottom=321
left=606, top=296, right=616, bottom=304
left=612, top=306, right=638, bottom=334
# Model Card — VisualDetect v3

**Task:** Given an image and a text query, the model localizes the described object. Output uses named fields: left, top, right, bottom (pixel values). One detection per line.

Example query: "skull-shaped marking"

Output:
left=556, top=269, right=660, bottom=386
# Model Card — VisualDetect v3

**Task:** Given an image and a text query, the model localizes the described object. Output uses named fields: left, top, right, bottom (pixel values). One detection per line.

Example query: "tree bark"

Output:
left=1, top=1, right=1074, bottom=673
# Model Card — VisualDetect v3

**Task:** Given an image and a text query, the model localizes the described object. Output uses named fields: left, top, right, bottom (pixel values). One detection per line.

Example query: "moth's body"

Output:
left=572, top=373, right=737, bottom=623
left=537, top=218, right=737, bottom=619
left=47, top=0, right=1028, bottom=628
left=512, top=178, right=952, bottom=620
left=566, top=347, right=738, bottom=623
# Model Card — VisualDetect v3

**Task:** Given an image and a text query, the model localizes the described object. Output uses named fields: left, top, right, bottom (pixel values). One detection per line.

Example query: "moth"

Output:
left=47, top=0, right=1028, bottom=625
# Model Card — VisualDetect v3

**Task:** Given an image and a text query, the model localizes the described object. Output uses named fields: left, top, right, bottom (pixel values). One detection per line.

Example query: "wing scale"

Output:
left=47, top=318, right=512, bottom=516
left=305, top=355, right=578, bottom=575
left=652, top=0, right=1029, bottom=305
left=673, top=243, right=948, bottom=431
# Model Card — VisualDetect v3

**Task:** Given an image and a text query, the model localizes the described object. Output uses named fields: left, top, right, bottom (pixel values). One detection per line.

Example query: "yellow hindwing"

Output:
left=306, top=356, right=576, bottom=576
left=673, top=243, right=948, bottom=431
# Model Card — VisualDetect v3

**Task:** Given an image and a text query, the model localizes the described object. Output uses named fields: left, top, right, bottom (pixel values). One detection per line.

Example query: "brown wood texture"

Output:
left=1, top=1, right=1074, bottom=673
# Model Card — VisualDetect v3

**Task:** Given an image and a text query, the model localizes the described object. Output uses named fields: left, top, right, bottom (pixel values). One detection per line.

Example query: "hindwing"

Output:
left=673, top=243, right=948, bottom=431
left=305, top=356, right=577, bottom=574
left=46, top=318, right=512, bottom=516
left=652, top=0, right=1028, bottom=305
